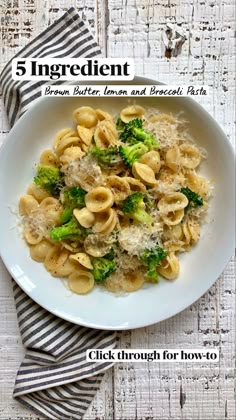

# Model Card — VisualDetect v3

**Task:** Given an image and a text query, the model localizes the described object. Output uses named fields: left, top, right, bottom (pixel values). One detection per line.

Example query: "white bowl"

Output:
left=0, top=77, right=234, bottom=330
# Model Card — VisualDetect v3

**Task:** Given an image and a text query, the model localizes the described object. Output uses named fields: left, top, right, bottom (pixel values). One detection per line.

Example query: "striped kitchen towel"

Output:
left=0, top=8, right=117, bottom=419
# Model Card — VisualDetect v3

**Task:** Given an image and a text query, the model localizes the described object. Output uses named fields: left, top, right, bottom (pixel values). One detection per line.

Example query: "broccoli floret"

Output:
left=122, top=192, right=153, bottom=225
left=91, top=255, right=117, bottom=282
left=50, top=217, right=88, bottom=242
left=180, top=187, right=203, bottom=210
left=119, top=118, right=159, bottom=148
left=34, top=165, right=64, bottom=196
left=119, top=118, right=143, bottom=143
left=60, top=187, right=86, bottom=223
left=116, top=117, right=126, bottom=131
left=119, top=143, right=149, bottom=167
left=140, top=246, right=167, bottom=281
left=89, top=145, right=120, bottom=167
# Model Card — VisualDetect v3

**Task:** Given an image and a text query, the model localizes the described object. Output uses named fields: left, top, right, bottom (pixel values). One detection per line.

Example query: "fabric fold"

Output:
left=0, top=8, right=117, bottom=419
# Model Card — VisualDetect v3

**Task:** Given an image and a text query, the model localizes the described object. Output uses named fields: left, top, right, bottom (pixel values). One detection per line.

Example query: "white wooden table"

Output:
left=0, top=1, right=235, bottom=419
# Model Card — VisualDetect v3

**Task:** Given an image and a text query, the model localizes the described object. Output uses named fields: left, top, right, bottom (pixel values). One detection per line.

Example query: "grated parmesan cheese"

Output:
left=62, top=155, right=104, bottom=191
left=118, top=225, right=162, bottom=256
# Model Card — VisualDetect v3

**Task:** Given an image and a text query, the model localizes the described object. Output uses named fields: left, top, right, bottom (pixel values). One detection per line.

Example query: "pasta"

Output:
left=19, top=105, right=211, bottom=294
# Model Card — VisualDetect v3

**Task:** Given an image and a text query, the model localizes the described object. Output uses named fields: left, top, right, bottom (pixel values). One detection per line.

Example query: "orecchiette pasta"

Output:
left=139, top=151, right=161, bottom=174
left=85, top=187, right=114, bottom=213
left=77, top=126, right=93, bottom=150
left=68, top=270, right=94, bottom=294
left=94, top=120, right=119, bottom=149
left=122, top=270, right=145, bottom=292
left=124, top=176, right=146, bottom=193
left=120, top=105, right=145, bottom=123
left=19, top=194, right=39, bottom=216
left=96, top=108, right=113, bottom=121
left=158, top=253, right=180, bottom=280
left=30, top=240, right=54, bottom=262
left=40, top=150, right=59, bottom=167
left=60, top=146, right=85, bottom=165
left=73, top=106, right=98, bottom=128
left=73, top=207, right=95, bottom=228
left=19, top=105, right=210, bottom=295
left=24, top=224, right=43, bottom=245
left=106, top=176, right=130, bottom=201
left=132, top=162, right=157, bottom=187
left=27, top=183, right=50, bottom=202
left=93, top=208, right=117, bottom=235
left=44, top=248, right=74, bottom=277
left=69, top=253, right=93, bottom=269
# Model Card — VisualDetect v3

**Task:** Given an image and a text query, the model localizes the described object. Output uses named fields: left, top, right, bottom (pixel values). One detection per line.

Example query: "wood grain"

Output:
left=0, top=0, right=235, bottom=419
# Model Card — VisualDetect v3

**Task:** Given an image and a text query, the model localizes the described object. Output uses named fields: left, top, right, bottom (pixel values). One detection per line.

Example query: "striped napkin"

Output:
left=0, top=8, right=117, bottom=419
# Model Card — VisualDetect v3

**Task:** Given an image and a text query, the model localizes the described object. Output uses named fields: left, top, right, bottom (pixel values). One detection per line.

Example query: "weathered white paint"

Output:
left=0, top=0, right=235, bottom=419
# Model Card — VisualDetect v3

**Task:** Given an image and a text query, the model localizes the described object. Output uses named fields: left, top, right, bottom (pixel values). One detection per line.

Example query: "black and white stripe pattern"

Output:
left=0, top=8, right=117, bottom=419
left=0, top=7, right=101, bottom=127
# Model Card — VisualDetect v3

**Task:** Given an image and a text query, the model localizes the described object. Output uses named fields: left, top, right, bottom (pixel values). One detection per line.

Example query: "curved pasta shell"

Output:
left=40, top=150, right=59, bottom=167
left=120, top=105, right=145, bottom=123
left=30, top=240, right=54, bottom=262
left=19, top=194, right=39, bottom=216
left=39, top=197, right=63, bottom=226
left=158, top=253, right=180, bottom=280
left=162, top=209, right=185, bottom=226
left=96, top=108, right=113, bottom=121
left=27, top=183, right=50, bottom=202
left=182, top=218, right=200, bottom=244
left=106, top=176, right=130, bottom=201
left=73, top=106, right=98, bottom=128
left=163, top=224, right=183, bottom=241
left=85, top=187, right=114, bottom=213
left=39, top=197, right=59, bottom=208
left=77, top=126, right=93, bottom=150
left=94, top=120, right=119, bottom=149
left=68, top=270, right=94, bottom=294
left=24, top=224, right=43, bottom=245
left=69, top=252, right=93, bottom=269
left=44, top=248, right=74, bottom=277
left=84, top=234, right=112, bottom=257
left=185, top=171, right=210, bottom=198
left=53, top=128, right=75, bottom=149
left=165, top=146, right=181, bottom=171
left=61, top=241, right=82, bottom=253
left=93, top=208, right=116, bottom=234
left=163, top=239, right=186, bottom=253
left=60, top=146, right=85, bottom=165
left=179, top=143, right=201, bottom=169
left=132, top=162, right=157, bottom=187
left=158, top=192, right=188, bottom=213
left=73, top=207, right=95, bottom=228
left=56, top=136, right=81, bottom=156
left=124, top=177, right=146, bottom=193
left=139, top=151, right=161, bottom=174
left=122, top=271, right=145, bottom=292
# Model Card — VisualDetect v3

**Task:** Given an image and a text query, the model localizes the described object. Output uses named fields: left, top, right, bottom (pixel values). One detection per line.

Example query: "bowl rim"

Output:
left=0, top=75, right=235, bottom=330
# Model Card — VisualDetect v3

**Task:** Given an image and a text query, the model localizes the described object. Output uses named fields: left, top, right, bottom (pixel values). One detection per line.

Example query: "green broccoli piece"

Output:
left=89, top=145, right=120, bottom=167
left=140, top=246, right=167, bottom=281
left=60, top=187, right=86, bottom=223
left=119, top=142, right=149, bottom=167
left=180, top=187, right=203, bottom=210
left=116, top=117, right=126, bottom=131
left=122, top=192, right=153, bottom=225
left=50, top=218, right=88, bottom=242
left=34, top=165, right=64, bottom=196
left=91, top=255, right=117, bottom=282
left=119, top=118, right=159, bottom=148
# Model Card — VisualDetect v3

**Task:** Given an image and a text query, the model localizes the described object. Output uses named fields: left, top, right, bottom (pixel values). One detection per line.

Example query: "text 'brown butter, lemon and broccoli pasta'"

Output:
left=19, top=105, right=211, bottom=294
